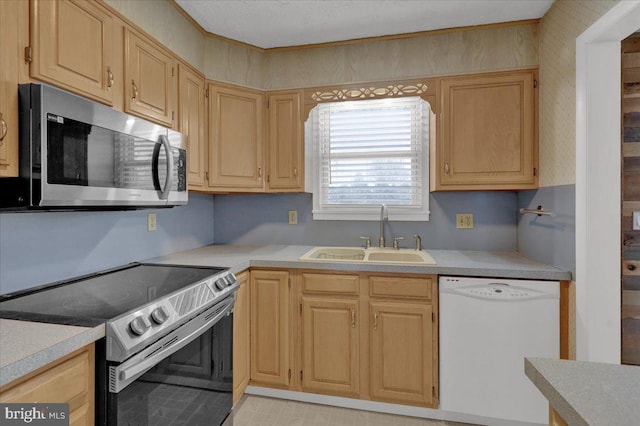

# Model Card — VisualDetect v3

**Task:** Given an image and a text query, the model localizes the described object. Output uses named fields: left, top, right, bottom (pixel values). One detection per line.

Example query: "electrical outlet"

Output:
left=288, top=210, right=298, bottom=225
left=456, top=213, right=474, bottom=229
left=148, top=213, right=157, bottom=232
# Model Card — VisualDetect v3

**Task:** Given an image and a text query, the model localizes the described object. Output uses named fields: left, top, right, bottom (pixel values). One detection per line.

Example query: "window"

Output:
left=308, top=97, right=431, bottom=221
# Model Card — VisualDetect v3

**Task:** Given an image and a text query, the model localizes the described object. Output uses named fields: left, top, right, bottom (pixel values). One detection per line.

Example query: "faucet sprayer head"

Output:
left=381, top=204, right=389, bottom=221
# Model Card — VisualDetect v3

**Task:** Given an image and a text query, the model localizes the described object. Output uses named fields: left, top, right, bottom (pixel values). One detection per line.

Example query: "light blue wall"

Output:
left=0, top=193, right=215, bottom=295
left=517, top=185, right=575, bottom=276
left=1, top=185, right=572, bottom=296
left=213, top=192, right=518, bottom=251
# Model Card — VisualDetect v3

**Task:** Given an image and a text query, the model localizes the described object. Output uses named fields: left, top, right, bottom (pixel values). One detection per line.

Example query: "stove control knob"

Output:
left=129, top=316, right=150, bottom=336
left=150, top=306, right=169, bottom=325
left=224, top=273, right=237, bottom=285
left=215, top=278, right=227, bottom=290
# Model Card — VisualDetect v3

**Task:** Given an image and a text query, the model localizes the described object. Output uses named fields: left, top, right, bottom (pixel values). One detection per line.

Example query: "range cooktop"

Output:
left=0, top=263, right=227, bottom=327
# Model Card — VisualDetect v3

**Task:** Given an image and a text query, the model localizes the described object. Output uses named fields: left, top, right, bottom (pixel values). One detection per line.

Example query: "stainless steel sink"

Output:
left=300, top=247, right=436, bottom=265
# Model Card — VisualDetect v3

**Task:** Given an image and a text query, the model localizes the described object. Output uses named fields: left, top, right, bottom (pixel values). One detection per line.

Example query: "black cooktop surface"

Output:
left=0, top=263, right=226, bottom=326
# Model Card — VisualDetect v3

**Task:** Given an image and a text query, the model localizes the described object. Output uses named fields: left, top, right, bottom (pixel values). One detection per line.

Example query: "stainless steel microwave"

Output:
left=0, top=84, right=187, bottom=210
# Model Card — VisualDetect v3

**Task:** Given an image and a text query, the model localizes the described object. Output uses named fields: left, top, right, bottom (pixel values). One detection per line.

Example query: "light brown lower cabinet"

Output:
left=301, top=297, right=359, bottom=396
left=549, top=406, right=568, bottom=426
left=232, top=271, right=250, bottom=404
left=0, top=343, right=95, bottom=426
left=248, top=269, right=438, bottom=409
left=250, top=269, right=291, bottom=388
left=370, top=301, right=434, bottom=405
left=369, top=275, right=438, bottom=407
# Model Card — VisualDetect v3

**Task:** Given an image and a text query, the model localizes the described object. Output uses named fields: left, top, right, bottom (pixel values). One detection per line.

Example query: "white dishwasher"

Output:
left=439, top=276, right=559, bottom=426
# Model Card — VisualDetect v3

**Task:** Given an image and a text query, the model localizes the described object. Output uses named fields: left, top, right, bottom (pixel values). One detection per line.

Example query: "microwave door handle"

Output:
left=157, top=134, right=174, bottom=200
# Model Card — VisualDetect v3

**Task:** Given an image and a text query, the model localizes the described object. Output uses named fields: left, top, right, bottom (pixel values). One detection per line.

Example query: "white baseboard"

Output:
left=243, top=386, right=543, bottom=426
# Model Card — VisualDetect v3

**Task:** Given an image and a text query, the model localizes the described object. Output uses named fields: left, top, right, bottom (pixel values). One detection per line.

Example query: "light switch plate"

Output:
left=634, top=211, right=640, bottom=230
left=148, top=213, right=157, bottom=232
left=288, top=210, right=298, bottom=225
left=456, top=213, right=474, bottom=229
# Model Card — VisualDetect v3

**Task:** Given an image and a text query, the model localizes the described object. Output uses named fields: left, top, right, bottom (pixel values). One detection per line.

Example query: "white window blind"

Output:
left=310, top=97, right=430, bottom=221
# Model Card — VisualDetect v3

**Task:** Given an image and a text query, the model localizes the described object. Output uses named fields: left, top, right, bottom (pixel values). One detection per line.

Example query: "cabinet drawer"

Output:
left=302, top=273, right=359, bottom=295
left=69, top=402, right=91, bottom=426
left=370, top=276, right=433, bottom=299
left=0, top=345, right=94, bottom=414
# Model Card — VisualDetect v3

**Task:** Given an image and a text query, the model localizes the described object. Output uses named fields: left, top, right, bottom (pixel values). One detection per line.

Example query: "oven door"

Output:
left=106, top=297, right=234, bottom=426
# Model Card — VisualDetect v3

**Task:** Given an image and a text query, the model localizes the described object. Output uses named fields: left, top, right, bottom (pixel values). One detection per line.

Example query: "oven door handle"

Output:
left=115, top=296, right=233, bottom=387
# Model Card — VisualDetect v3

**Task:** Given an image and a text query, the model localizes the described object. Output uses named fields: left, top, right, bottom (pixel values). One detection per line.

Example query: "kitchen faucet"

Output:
left=379, top=204, right=388, bottom=247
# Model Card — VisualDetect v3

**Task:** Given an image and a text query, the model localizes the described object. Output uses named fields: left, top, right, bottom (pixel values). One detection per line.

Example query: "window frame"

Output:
left=307, top=96, right=433, bottom=221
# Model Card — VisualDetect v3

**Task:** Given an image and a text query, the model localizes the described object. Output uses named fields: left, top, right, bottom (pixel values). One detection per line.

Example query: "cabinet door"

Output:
left=267, top=91, right=303, bottom=192
left=233, top=271, right=250, bottom=404
left=438, top=70, right=537, bottom=190
left=0, top=344, right=95, bottom=425
left=31, top=0, right=115, bottom=105
left=250, top=270, right=290, bottom=387
left=124, top=28, right=176, bottom=127
left=301, top=297, right=359, bottom=396
left=370, top=301, right=435, bottom=406
left=0, top=0, right=28, bottom=177
left=178, top=63, right=206, bottom=188
left=208, top=84, right=264, bottom=191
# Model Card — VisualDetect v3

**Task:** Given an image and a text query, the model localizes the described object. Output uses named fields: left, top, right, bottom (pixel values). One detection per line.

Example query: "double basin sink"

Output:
left=300, top=246, right=436, bottom=265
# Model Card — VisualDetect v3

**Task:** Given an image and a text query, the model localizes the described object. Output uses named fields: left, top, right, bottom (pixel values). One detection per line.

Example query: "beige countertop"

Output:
left=147, top=244, right=571, bottom=281
left=0, top=244, right=570, bottom=389
left=0, top=319, right=104, bottom=387
left=525, top=357, right=640, bottom=426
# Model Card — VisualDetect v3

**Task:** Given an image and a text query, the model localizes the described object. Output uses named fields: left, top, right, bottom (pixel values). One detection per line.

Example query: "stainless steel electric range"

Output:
left=0, top=263, right=238, bottom=426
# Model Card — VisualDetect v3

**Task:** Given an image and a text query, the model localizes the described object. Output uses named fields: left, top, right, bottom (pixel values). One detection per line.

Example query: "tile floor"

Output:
left=224, top=395, right=477, bottom=426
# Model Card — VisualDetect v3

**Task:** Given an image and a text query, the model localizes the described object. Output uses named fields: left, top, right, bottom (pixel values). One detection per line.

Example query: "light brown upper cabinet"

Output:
left=124, top=28, right=176, bottom=128
left=207, top=83, right=265, bottom=191
left=0, top=0, right=28, bottom=177
left=435, top=69, right=538, bottom=190
left=177, top=63, right=206, bottom=189
left=267, top=90, right=304, bottom=192
left=30, top=0, right=116, bottom=106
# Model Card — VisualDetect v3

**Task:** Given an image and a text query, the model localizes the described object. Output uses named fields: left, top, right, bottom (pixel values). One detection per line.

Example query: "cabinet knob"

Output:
left=131, top=80, right=138, bottom=100
left=0, top=113, right=6, bottom=144
left=351, top=309, right=356, bottom=328
left=373, top=312, right=378, bottom=330
left=444, top=162, right=450, bottom=175
left=628, top=264, right=637, bottom=271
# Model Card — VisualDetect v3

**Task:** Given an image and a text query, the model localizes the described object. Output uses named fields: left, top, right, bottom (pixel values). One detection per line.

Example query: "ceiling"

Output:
left=175, top=0, right=555, bottom=49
